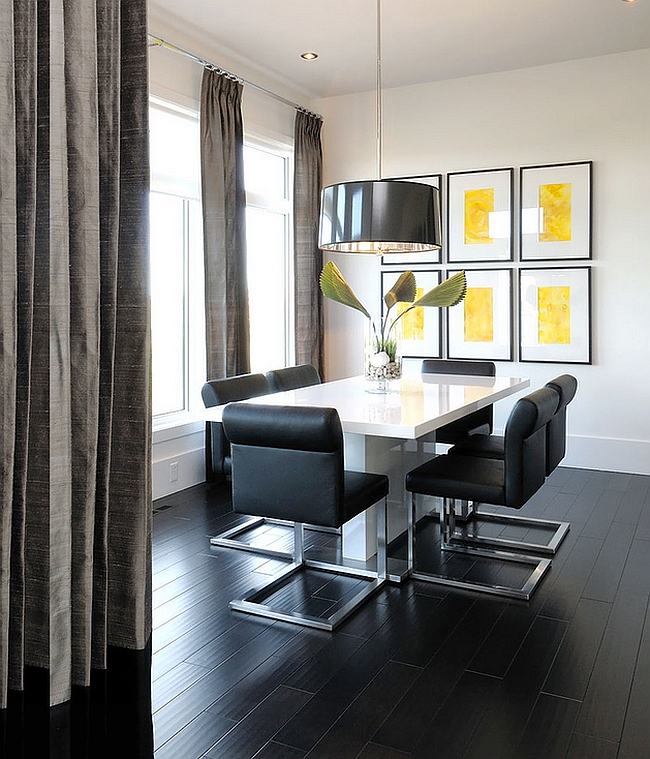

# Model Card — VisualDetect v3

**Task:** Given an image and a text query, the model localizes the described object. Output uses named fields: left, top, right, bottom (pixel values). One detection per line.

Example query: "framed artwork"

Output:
left=447, top=268, right=513, bottom=361
left=520, top=161, right=592, bottom=260
left=381, top=269, right=442, bottom=358
left=381, top=174, right=442, bottom=265
left=447, top=168, right=513, bottom=262
left=519, top=267, right=591, bottom=363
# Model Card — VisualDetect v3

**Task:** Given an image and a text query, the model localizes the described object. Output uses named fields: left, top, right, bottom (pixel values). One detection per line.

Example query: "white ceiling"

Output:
left=149, top=0, right=650, bottom=99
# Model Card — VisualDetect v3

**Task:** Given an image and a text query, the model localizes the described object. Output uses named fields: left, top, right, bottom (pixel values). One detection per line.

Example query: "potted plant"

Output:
left=319, top=262, right=466, bottom=387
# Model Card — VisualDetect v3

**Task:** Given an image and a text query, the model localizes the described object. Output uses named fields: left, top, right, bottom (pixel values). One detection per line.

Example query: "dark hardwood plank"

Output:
left=410, top=670, right=500, bottom=759
left=581, top=521, right=635, bottom=603
left=618, top=537, right=650, bottom=596
left=573, top=590, right=647, bottom=743
left=511, top=693, right=581, bottom=759
left=371, top=595, right=504, bottom=754
left=154, top=624, right=298, bottom=748
left=154, top=711, right=235, bottom=759
left=564, top=732, right=619, bottom=759
left=542, top=598, right=611, bottom=701
left=616, top=598, right=650, bottom=759
left=302, top=661, right=420, bottom=759
left=461, top=615, right=569, bottom=759
left=203, top=685, right=312, bottom=758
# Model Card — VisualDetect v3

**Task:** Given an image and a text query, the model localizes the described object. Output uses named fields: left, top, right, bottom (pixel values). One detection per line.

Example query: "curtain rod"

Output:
left=148, top=34, right=322, bottom=120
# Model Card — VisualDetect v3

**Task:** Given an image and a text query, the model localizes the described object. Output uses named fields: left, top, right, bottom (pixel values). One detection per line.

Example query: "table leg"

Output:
left=342, top=432, right=431, bottom=561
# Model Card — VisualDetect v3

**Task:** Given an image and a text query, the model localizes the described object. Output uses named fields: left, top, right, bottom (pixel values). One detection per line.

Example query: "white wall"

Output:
left=315, top=49, right=650, bottom=475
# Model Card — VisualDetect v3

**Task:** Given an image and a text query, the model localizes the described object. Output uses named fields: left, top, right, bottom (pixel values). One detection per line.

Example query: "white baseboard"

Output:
left=152, top=419, right=207, bottom=500
left=563, top=435, right=650, bottom=476
left=152, top=447, right=206, bottom=500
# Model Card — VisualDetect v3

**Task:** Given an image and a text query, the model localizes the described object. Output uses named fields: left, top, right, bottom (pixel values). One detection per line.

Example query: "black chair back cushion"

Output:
left=421, top=359, right=496, bottom=443
left=266, top=364, right=321, bottom=393
left=504, top=387, right=559, bottom=508
left=201, top=373, right=271, bottom=478
left=223, top=403, right=345, bottom=528
left=544, top=374, right=578, bottom=475
left=201, top=373, right=270, bottom=407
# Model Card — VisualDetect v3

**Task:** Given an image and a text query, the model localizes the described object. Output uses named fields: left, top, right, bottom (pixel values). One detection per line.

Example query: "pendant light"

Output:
left=318, top=0, right=442, bottom=254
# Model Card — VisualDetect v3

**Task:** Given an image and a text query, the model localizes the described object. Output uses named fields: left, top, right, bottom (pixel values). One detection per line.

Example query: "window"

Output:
left=244, top=140, right=294, bottom=373
left=149, top=98, right=293, bottom=424
left=149, top=100, right=204, bottom=421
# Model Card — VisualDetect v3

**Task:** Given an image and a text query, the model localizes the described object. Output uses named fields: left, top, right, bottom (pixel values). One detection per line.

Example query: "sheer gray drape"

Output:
left=0, top=0, right=151, bottom=709
left=200, top=70, right=250, bottom=379
left=293, top=111, right=324, bottom=375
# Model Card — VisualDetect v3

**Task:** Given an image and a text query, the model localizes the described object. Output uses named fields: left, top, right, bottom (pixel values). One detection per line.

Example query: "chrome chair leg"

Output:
left=230, top=498, right=389, bottom=631
left=409, top=496, right=552, bottom=601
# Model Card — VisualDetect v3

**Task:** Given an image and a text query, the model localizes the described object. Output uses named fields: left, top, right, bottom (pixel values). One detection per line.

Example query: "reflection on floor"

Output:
left=6, top=467, right=647, bottom=757
left=151, top=466, right=650, bottom=759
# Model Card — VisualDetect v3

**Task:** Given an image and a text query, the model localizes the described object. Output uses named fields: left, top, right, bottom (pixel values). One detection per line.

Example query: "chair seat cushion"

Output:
left=343, top=470, right=389, bottom=524
left=449, top=434, right=505, bottom=459
left=406, top=454, right=506, bottom=505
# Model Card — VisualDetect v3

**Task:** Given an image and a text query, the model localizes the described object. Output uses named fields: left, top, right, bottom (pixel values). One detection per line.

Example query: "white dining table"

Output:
left=205, top=373, right=530, bottom=563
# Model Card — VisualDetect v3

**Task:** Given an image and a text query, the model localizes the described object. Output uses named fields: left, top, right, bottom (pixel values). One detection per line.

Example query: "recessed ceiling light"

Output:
left=300, top=52, right=318, bottom=60
left=621, top=0, right=637, bottom=3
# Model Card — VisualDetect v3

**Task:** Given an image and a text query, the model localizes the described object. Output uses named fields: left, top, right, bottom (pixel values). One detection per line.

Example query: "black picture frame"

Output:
left=447, top=167, right=514, bottom=263
left=520, top=161, right=592, bottom=261
left=518, top=266, right=592, bottom=364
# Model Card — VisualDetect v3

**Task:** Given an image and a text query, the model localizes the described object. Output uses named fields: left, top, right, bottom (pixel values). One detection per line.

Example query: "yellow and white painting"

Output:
left=464, top=287, right=494, bottom=343
left=539, top=182, right=572, bottom=243
left=464, top=188, right=494, bottom=245
left=538, top=285, right=571, bottom=344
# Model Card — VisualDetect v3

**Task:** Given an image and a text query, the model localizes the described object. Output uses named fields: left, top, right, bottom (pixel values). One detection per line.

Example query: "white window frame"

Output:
left=149, top=96, right=206, bottom=431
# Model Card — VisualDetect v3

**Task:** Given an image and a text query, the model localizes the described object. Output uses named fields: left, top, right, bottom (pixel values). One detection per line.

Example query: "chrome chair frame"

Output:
left=231, top=509, right=387, bottom=631
left=408, top=495, right=551, bottom=601
left=446, top=374, right=576, bottom=556
left=406, top=386, right=560, bottom=600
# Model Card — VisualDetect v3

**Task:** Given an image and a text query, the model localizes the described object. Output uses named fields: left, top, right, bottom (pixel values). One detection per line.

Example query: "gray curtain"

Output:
left=293, top=111, right=324, bottom=375
left=0, top=0, right=151, bottom=710
left=200, top=70, right=250, bottom=379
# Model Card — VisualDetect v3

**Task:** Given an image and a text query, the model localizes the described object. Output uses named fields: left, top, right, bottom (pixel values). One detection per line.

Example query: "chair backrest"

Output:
left=222, top=403, right=345, bottom=528
left=201, top=373, right=270, bottom=408
left=503, top=386, right=559, bottom=508
left=201, top=373, right=271, bottom=478
left=265, top=364, right=321, bottom=393
left=421, top=359, right=497, bottom=440
left=544, top=374, right=578, bottom=474
left=421, top=359, right=496, bottom=378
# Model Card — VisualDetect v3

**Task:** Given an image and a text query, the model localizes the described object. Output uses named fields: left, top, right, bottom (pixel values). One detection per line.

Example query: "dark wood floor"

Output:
left=152, top=466, right=650, bottom=759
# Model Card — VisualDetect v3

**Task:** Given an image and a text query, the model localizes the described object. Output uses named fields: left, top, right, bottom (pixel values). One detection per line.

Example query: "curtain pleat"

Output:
left=0, top=0, right=151, bottom=712
left=293, top=111, right=324, bottom=375
left=200, top=70, right=249, bottom=379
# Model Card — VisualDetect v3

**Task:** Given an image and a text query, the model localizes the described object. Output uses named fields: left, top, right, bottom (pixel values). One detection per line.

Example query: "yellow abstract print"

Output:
left=538, top=286, right=571, bottom=344
left=399, top=288, right=425, bottom=341
left=464, top=287, right=493, bottom=342
left=464, top=188, right=494, bottom=245
left=539, top=183, right=572, bottom=242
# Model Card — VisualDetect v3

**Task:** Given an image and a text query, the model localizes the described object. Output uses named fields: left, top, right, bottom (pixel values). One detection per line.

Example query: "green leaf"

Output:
left=411, top=271, right=467, bottom=308
left=384, top=270, right=416, bottom=310
left=319, top=261, right=371, bottom=319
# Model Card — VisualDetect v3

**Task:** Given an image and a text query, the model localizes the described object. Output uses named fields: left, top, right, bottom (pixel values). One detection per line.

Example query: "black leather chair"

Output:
left=203, top=372, right=290, bottom=557
left=265, top=364, right=321, bottom=393
left=447, top=374, right=577, bottom=554
left=405, top=386, right=560, bottom=599
left=201, top=372, right=271, bottom=482
left=222, top=403, right=389, bottom=630
left=421, top=359, right=496, bottom=444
